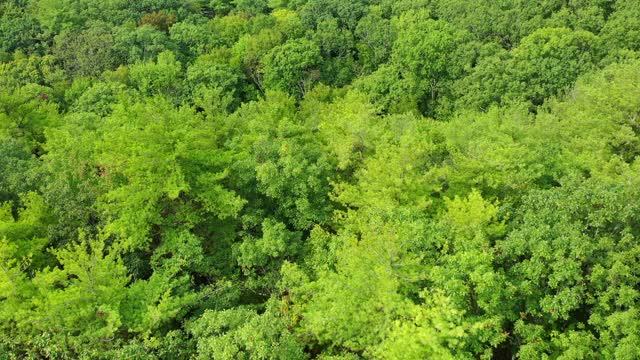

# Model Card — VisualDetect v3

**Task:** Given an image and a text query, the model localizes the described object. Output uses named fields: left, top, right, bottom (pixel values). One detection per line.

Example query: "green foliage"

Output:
left=186, top=52, right=244, bottom=115
left=355, top=8, right=395, bottom=73
left=170, top=20, right=217, bottom=57
left=140, top=11, right=177, bottom=33
left=129, top=50, right=182, bottom=100
left=53, top=23, right=117, bottom=77
left=373, top=291, right=472, bottom=359
left=96, top=98, right=244, bottom=250
left=188, top=299, right=306, bottom=359
left=3, top=1, right=640, bottom=359
left=263, top=38, right=322, bottom=97
left=391, top=10, right=471, bottom=115
left=600, top=0, right=640, bottom=51
left=0, top=83, right=61, bottom=154
left=113, top=24, right=176, bottom=64
left=456, top=27, right=600, bottom=110
left=0, top=138, right=42, bottom=204
left=0, top=2, right=43, bottom=60
left=1, top=234, right=129, bottom=357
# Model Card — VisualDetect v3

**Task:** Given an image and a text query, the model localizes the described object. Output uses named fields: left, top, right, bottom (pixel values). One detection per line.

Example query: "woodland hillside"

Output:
left=2, top=0, right=640, bottom=358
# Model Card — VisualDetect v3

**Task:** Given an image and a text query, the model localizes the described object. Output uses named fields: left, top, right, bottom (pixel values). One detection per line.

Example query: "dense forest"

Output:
left=1, top=0, right=640, bottom=358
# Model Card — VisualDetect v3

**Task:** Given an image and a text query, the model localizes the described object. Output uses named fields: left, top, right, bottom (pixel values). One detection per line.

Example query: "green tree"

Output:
left=456, top=27, right=600, bottom=110
left=53, top=23, right=117, bottom=77
left=188, top=299, right=306, bottom=359
left=391, top=10, right=471, bottom=116
left=113, top=24, right=176, bottom=64
left=0, top=2, right=44, bottom=60
left=262, top=39, right=322, bottom=97
left=129, top=50, right=183, bottom=101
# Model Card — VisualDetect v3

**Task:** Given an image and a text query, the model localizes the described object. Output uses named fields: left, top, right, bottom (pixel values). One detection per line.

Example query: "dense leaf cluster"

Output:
left=1, top=0, right=640, bottom=358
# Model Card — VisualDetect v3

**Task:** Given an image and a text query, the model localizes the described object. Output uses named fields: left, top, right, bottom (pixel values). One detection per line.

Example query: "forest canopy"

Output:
left=2, top=0, right=640, bottom=359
